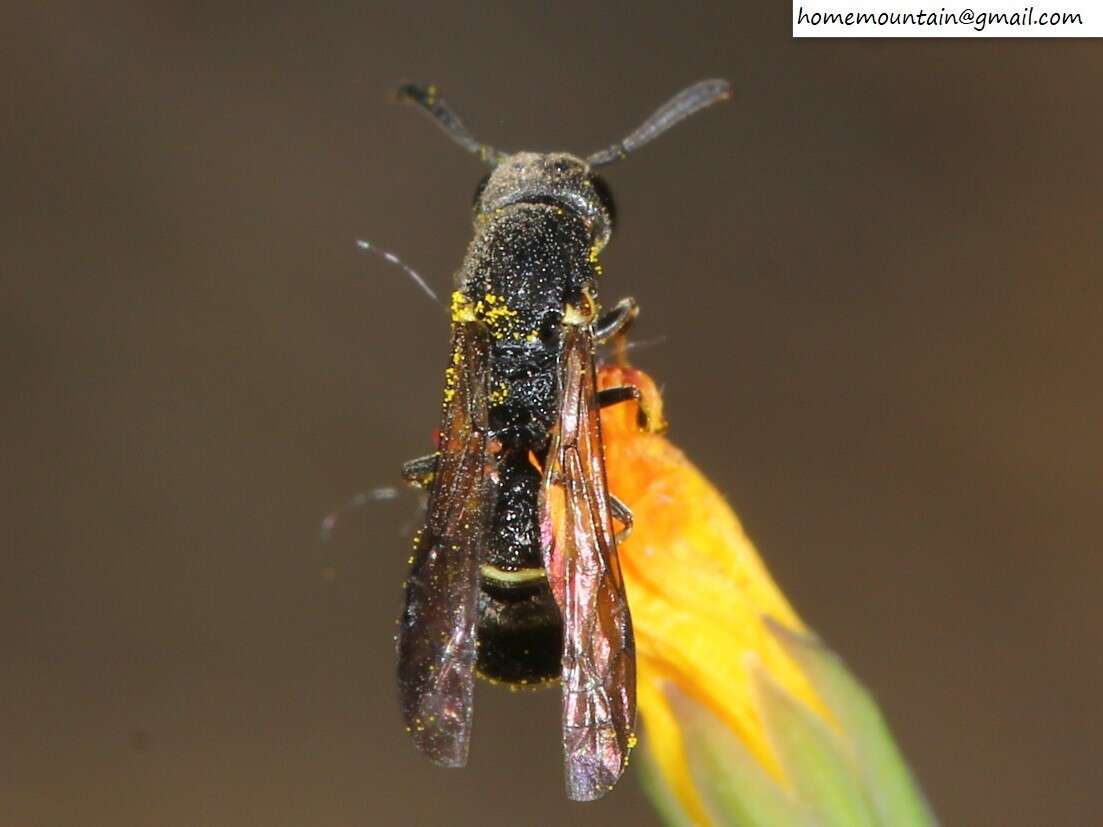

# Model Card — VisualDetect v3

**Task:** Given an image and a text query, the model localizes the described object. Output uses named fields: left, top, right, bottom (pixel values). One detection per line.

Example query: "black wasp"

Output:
left=395, top=79, right=731, bottom=800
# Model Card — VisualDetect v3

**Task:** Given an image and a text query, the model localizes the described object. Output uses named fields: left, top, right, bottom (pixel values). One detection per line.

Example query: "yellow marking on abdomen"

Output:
left=479, top=564, right=546, bottom=584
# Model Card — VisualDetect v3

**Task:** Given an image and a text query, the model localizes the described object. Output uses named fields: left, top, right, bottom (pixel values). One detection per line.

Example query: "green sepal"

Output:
left=764, top=618, right=938, bottom=827
left=635, top=730, right=700, bottom=827
left=750, top=654, right=879, bottom=827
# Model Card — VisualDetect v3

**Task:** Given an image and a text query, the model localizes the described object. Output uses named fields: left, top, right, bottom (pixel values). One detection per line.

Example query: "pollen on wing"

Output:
left=442, top=365, right=458, bottom=404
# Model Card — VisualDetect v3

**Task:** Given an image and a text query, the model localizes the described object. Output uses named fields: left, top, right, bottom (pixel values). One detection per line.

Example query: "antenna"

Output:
left=396, top=78, right=732, bottom=169
left=396, top=83, right=506, bottom=167
left=586, top=79, right=733, bottom=167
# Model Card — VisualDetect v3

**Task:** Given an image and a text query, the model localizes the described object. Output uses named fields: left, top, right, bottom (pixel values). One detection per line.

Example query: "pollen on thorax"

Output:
left=477, top=291, right=519, bottom=340
left=588, top=245, right=604, bottom=276
left=450, top=291, right=477, bottom=323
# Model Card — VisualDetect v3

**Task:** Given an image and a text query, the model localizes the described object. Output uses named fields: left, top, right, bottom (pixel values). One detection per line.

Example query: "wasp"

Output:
left=394, top=79, right=732, bottom=800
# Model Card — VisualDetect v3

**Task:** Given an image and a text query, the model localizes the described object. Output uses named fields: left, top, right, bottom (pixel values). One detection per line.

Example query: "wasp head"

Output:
left=474, top=153, right=615, bottom=251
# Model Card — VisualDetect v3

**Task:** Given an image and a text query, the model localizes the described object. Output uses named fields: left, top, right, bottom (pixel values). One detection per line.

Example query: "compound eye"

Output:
left=590, top=175, right=617, bottom=233
left=472, top=172, right=491, bottom=206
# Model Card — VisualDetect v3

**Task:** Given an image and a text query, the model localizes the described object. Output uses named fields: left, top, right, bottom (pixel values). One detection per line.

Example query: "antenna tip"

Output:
left=697, top=78, right=736, bottom=103
left=393, top=82, right=439, bottom=107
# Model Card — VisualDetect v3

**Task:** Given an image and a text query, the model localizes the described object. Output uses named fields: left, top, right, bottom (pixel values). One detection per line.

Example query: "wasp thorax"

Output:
left=475, top=152, right=613, bottom=250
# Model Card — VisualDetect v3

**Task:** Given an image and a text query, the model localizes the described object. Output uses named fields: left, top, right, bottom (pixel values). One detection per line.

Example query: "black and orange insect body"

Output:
left=394, top=80, right=732, bottom=800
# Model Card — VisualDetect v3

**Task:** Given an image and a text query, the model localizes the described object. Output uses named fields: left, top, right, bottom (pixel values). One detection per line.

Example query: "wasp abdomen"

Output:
left=475, top=576, right=562, bottom=686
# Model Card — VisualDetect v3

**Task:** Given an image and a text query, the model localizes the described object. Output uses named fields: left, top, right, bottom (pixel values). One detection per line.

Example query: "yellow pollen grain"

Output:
left=450, top=291, right=477, bottom=323
left=478, top=295, right=519, bottom=340
left=442, top=365, right=458, bottom=404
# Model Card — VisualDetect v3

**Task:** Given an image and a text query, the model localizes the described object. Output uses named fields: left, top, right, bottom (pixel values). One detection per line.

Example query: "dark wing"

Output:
left=397, top=321, right=493, bottom=767
left=540, top=324, right=637, bottom=801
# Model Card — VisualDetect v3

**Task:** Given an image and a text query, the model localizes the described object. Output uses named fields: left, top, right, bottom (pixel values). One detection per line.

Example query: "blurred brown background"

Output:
left=3, top=3, right=1101, bottom=825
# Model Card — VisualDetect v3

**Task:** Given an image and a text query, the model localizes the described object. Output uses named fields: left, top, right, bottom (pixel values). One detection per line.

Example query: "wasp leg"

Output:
left=401, top=452, right=439, bottom=489
left=597, top=385, right=650, bottom=431
left=597, top=385, right=640, bottom=408
left=609, top=494, right=634, bottom=544
left=319, top=487, right=402, bottom=544
left=593, top=297, right=639, bottom=342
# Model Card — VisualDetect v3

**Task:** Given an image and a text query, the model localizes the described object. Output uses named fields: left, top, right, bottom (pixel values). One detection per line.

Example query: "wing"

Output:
left=397, top=321, right=493, bottom=767
left=540, top=323, right=637, bottom=801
